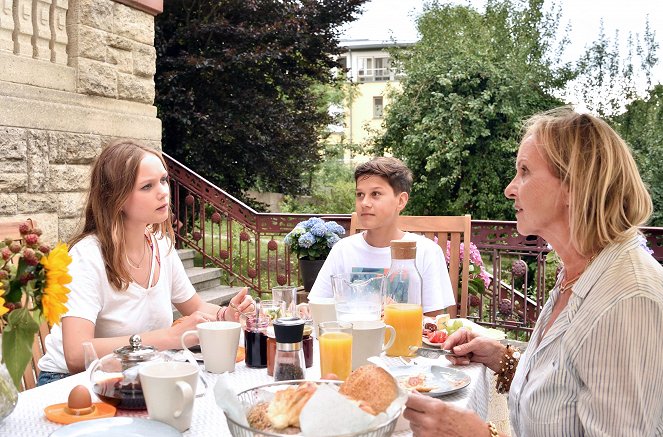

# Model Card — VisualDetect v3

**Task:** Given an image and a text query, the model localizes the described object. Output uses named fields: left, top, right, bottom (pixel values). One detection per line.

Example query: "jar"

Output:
left=266, top=327, right=277, bottom=376
left=244, top=314, right=270, bottom=368
left=273, top=317, right=306, bottom=381
left=302, top=325, right=313, bottom=368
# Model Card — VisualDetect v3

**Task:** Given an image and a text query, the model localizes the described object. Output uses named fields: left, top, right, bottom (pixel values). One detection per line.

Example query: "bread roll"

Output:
left=267, top=381, right=317, bottom=429
left=339, top=365, right=398, bottom=414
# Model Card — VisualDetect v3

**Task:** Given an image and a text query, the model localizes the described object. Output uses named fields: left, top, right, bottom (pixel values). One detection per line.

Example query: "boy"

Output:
left=308, top=157, right=455, bottom=316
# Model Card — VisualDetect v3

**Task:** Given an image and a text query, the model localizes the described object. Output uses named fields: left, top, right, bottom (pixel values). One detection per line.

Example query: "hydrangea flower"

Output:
left=284, top=218, right=346, bottom=260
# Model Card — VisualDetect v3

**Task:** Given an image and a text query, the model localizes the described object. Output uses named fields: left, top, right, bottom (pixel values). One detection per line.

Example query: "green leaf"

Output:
left=2, top=307, right=39, bottom=389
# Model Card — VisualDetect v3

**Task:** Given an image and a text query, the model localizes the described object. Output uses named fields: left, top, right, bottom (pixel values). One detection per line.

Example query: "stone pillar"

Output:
left=50, top=0, right=67, bottom=64
left=0, top=0, right=13, bottom=52
left=32, top=0, right=52, bottom=60
left=14, top=0, right=34, bottom=56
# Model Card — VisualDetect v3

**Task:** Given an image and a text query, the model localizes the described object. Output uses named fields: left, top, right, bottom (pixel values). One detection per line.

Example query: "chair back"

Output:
left=349, top=212, right=472, bottom=317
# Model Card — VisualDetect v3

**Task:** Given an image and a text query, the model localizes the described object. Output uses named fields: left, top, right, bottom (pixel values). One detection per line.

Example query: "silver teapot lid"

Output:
left=114, top=334, right=158, bottom=363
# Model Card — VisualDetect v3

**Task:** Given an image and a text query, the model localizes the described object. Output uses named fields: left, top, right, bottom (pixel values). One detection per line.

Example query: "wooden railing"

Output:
left=166, top=153, right=663, bottom=339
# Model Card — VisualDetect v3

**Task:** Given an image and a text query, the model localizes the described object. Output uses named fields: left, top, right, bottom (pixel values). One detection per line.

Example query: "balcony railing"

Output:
left=166, top=153, right=663, bottom=339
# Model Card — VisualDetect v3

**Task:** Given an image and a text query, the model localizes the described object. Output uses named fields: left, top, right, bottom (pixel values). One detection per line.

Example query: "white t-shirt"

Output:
left=308, top=232, right=455, bottom=313
left=39, top=234, right=196, bottom=374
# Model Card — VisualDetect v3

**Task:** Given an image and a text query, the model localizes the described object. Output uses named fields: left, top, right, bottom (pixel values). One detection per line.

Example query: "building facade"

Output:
left=331, top=39, right=413, bottom=160
left=0, top=0, right=162, bottom=243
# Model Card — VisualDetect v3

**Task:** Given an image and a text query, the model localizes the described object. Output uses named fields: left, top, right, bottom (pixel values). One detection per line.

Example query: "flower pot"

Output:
left=298, top=259, right=325, bottom=293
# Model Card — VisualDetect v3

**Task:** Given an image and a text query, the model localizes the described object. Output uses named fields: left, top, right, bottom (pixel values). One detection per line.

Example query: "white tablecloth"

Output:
left=3, top=344, right=490, bottom=437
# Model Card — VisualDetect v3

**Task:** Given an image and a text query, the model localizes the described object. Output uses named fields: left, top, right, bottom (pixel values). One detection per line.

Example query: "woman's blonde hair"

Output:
left=523, top=106, right=652, bottom=256
left=70, top=139, right=175, bottom=291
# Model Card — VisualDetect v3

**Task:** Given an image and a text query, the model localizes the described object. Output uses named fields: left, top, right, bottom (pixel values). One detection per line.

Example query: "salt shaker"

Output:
left=272, top=317, right=306, bottom=381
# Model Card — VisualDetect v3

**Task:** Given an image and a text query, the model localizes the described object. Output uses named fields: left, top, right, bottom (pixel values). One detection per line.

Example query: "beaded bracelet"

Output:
left=488, top=421, right=499, bottom=437
left=216, top=306, right=228, bottom=321
left=495, top=345, right=521, bottom=394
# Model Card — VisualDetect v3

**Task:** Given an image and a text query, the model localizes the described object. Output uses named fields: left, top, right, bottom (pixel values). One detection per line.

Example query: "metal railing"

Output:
left=165, top=153, right=663, bottom=338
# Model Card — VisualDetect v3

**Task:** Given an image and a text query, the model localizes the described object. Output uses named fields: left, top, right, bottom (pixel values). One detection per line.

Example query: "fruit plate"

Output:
left=388, top=365, right=470, bottom=398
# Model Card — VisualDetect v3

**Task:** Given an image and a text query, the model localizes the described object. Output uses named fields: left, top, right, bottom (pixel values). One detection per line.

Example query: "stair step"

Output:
left=177, top=249, right=196, bottom=269
left=172, top=285, right=245, bottom=319
left=185, top=266, right=222, bottom=292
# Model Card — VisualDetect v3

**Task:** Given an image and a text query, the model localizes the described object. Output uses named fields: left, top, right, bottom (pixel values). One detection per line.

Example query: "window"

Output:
left=358, top=56, right=391, bottom=82
left=373, top=96, right=384, bottom=118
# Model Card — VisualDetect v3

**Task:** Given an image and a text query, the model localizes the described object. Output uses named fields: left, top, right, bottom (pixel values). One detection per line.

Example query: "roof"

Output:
left=339, top=39, right=416, bottom=51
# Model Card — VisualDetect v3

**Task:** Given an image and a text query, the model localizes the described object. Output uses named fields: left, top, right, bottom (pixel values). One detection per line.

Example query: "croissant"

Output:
left=267, top=381, right=317, bottom=429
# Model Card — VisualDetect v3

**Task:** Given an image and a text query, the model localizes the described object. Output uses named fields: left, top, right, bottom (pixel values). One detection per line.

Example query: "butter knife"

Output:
left=409, top=346, right=457, bottom=359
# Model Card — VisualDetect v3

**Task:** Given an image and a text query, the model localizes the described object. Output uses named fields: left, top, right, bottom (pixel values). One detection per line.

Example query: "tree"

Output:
left=611, top=85, right=663, bottom=227
left=155, top=0, right=367, bottom=199
left=373, top=0, right=571, bottom=219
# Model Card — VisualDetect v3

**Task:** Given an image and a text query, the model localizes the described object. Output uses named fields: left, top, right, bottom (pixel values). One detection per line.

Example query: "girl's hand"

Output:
left=172, top=311, right=212, bottom=347
left=225, top=287, right=254, bottom=321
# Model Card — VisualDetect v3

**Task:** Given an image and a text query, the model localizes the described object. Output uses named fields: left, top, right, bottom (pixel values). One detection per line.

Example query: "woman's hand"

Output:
left=171, top=311, right=212, bottom=347
left=404, top=392, right=490, bottom=437
left=224, top=287, right=255, bottom=321
left=443, top=328, right=505, bottom=371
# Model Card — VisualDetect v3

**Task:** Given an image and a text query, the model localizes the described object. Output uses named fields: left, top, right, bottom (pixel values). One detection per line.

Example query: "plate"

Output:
left=44, top=402, right=116, bottom=424
left=49, top=417, right=181, bottom=436
left=388, top=365, right=470, bottom=397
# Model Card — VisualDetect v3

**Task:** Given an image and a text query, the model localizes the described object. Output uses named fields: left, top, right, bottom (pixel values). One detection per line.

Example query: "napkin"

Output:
left=214, top=374, right=249, bottom=427
left=299, top=382, right=408, bottom=437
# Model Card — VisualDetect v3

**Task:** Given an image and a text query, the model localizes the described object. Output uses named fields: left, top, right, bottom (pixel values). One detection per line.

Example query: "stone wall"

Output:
left=0, top=0, right=163, bottom=243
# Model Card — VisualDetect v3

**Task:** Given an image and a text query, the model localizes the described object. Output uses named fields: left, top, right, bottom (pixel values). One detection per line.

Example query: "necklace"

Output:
left=125, top=238, right=147, bottom=269
left=559, top=253, right=597, bottom=294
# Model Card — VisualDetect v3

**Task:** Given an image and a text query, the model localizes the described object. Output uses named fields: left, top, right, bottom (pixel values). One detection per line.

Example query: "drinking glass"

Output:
left=318, top=321, right=352, bottom=381
left=272, top=286, right=297, bottom=317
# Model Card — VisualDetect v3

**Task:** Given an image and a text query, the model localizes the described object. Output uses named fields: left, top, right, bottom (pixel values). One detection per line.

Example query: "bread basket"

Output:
left=225, top=380, right=399, bottom=437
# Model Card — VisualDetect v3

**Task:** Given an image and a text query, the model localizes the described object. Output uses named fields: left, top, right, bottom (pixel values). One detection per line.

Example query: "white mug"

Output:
left=181, top=321, right=241, bottom=373
left=139, top=361, right=198, bottom=432
left=351, top=320, right=396, bottom=370
left=308, top=297, right=336, bottom=338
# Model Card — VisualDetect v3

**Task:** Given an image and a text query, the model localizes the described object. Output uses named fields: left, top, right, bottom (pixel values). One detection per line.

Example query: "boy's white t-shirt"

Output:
left=308, top=232, right=455, bottom=313
left=38, top=234, right=196, bottom=374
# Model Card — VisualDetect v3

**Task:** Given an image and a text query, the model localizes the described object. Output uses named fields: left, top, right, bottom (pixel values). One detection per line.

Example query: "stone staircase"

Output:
left=173, top=249, right=243, bottom=318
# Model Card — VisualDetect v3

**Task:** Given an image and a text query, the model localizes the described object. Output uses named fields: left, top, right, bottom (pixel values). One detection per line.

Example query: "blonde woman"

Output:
left=405, top=107, right=663, bottom=436
left=38, top=140, right=253, bottom=385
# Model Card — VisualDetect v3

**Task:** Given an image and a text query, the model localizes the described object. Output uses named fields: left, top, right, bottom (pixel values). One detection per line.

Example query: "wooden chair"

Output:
left=0, top=218, right=49, bottom=391
left=349, top=212, right=472, bottom=317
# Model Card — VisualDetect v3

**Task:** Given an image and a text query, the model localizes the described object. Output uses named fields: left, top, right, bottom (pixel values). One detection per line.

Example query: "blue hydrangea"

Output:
left=307, top=217, right=325, bottom=227
left=310, top=223, right=327, bottom=237
left=298, top=232, right=316, bottom=248
left=326, top=233, right=340, bottom=247
left=324, top=221, right=346, bottom=235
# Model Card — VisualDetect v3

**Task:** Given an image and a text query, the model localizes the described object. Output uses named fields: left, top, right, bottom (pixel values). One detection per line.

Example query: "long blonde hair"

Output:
left=70, top=139, right=175, bottom=290
left=523, top=107, right=652, bottom=256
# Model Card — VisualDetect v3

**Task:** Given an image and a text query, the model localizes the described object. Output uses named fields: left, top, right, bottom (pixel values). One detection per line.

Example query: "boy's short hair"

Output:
left=354, top=156, right=413, bottom=194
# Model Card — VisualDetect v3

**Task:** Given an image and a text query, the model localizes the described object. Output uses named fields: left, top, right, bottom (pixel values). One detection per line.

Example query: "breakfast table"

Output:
left=3, top=341, right=491, bottom=436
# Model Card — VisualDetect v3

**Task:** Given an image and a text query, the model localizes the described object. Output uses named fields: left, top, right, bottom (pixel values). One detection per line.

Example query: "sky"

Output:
left=340, top=0, right=663, bottom=100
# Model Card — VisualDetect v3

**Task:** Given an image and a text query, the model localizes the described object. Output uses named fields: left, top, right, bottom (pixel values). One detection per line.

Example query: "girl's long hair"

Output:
left=70, top=139, right=175, bottom=291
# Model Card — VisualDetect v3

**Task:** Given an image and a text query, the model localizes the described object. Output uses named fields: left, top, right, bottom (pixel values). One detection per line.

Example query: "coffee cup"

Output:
left=139, top=361, right=198, bottom=432
left=308, top=297, right=336, bottom=338
left=351, top=320, right=396, bottom=370
left=181, top=321, right=241, bottom=373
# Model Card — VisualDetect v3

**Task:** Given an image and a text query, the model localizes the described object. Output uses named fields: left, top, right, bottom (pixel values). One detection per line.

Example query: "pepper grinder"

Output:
left=272, top=317, right=306, bottom=381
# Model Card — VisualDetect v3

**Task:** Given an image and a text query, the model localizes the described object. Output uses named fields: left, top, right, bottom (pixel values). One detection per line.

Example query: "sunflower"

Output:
left=0, top=285, right=7, bottom=317
left=39, top=242, right=72, bottom=325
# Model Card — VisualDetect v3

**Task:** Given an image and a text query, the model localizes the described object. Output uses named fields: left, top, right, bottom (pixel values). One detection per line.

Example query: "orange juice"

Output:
left=319, top=332, right=352, bottom=380
left=384, top=303, right=422, bottom=356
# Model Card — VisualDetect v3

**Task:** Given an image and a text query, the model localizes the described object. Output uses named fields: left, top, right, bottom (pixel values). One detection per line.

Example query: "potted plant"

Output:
left=284, top=218, right=345, bottom=293
left=1, top=221, right=72, bottom=399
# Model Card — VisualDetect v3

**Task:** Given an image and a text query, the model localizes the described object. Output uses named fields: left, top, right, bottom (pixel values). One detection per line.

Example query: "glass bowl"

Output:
left=225, top=380, right=399, bottom=437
